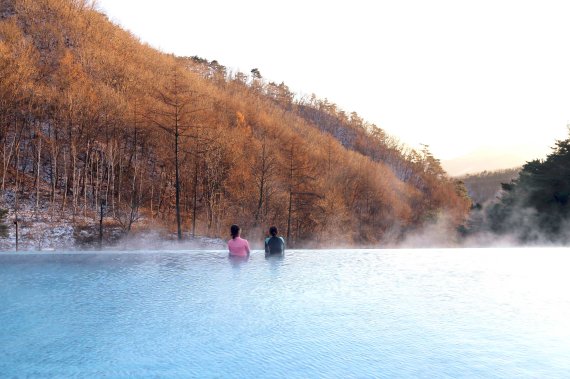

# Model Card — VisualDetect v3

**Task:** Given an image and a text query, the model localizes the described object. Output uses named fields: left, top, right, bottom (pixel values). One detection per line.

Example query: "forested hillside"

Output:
left=460, top=168, right=520, bottom=205
left=470, top=135, right=570, bottom=244
left=0, top=0, right=471, bottom=248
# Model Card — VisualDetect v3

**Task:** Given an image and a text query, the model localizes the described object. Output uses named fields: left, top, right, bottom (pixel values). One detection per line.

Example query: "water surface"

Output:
left=1, top=248, right=569, bottom=378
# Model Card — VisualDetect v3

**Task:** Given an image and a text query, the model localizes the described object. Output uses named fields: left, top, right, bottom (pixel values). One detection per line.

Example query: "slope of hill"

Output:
left=0, top=0, right=471, bottom=248
left=462, top=136, right=570, bottom=244
left=460, top=168, right=521, bottom=205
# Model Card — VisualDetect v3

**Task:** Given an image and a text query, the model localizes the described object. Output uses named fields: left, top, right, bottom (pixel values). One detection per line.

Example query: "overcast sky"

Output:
left=96, top=0, right=570, bottom=175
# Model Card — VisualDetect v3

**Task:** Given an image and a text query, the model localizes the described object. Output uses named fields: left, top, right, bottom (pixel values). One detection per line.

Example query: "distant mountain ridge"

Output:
left=442, top=146, right=541, bottom=177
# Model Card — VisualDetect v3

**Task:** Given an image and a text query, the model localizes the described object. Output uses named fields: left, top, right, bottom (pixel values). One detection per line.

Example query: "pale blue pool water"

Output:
left=1, top=248, right=570, bottom=378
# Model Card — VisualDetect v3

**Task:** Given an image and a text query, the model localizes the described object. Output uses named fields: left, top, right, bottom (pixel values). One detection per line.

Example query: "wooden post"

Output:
left=14, top=220, right=18, bottom=252
left=99, top=200, right=104, bottom=249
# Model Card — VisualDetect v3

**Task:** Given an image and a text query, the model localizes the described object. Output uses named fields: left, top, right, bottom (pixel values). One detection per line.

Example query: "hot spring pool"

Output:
left=1, top=248, right=570, bottom=378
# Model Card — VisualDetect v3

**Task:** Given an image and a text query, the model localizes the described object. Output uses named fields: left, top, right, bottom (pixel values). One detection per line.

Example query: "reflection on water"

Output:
left=228, top=254, right=249, bottom=265
left=1, top=248, right=570, bottom=378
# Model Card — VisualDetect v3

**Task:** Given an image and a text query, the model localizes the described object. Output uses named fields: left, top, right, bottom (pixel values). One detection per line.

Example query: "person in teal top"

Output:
left=265, top=226, right=285, bottom=256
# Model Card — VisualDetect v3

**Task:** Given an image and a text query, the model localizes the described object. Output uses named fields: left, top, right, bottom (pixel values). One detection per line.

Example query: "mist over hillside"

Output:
left=457, top=134, right=570, bottom=246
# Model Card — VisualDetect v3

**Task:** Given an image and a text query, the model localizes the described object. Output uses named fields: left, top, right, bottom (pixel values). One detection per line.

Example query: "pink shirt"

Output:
left=228, top=237, right=250, bottom=257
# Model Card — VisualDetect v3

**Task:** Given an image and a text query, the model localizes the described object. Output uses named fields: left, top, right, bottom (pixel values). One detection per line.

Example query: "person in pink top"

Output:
left=227, top=224, right=251, bottom=257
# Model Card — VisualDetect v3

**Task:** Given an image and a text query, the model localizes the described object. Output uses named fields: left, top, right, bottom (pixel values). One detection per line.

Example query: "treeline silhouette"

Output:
left=487, top=136, right=570, bottom=243
left=0, top=0, right=470, bottom=246
left=465, top=133, right=570, bottom=244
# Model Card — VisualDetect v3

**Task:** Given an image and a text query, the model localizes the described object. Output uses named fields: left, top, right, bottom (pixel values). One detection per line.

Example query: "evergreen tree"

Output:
left=483, top=135, right=570, bottom=243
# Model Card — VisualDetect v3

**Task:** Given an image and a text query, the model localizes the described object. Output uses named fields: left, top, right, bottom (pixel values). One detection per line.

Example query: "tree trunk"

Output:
left=83, top=140, right=90, bottom=217
left=175, top=126, right=182, bottom=240
left=287, top=190, right=293, bottom=240
left=286, top=144, right=294, bottom=239
left=15, top=145, right=19, bottom=218
left=35, top=123, right=42, bottom=211
left=62, top=150, right=68, bottom=211
left=192, top=159, right=198, bottom=237
left=71, top=144, right=77, bottom=215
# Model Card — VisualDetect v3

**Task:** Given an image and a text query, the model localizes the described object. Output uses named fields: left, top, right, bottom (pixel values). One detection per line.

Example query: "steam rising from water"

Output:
left=110, top=230, right=226, bottom=251
left=3, top=202, right=565, bottom=251
left=396, top=208, right=569, bottom=249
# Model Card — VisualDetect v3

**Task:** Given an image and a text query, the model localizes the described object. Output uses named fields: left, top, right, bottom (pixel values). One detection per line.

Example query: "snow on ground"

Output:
left=0, top=191, right=226, bottom=252
left=0, top=210, right=226, bottom=252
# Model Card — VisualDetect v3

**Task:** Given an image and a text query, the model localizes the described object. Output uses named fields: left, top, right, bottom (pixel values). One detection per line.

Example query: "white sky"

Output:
left=96, top=0, right=570, bottom=175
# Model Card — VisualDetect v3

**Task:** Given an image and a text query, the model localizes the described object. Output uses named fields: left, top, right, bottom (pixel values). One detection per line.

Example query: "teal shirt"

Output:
left=265, top=236, right=285, bottom=254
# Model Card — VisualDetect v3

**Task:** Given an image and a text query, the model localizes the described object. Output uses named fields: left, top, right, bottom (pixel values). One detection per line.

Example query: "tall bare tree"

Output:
left=148, top=67, right=205, bottom=240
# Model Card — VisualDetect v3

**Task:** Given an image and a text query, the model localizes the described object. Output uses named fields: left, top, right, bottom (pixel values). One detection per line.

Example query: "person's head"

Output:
left=269, top=226, right=278, bottom=237
left=230, top=224, right=240, bottom=239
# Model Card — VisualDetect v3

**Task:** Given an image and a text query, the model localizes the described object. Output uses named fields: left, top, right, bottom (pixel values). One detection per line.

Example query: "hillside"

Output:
left=464, top=136, right=570, bottom=244
left=0, top=0, right=471, bottom=248
left=460, top=168, right=520, bottom=205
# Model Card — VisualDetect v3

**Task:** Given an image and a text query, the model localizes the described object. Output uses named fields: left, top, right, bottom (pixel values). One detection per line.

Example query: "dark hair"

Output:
left=269, top=226, right=278, bottom=237
left=230, top=224, right=240, bottom=239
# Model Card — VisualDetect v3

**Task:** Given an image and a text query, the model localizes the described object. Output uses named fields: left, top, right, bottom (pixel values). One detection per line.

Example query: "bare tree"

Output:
left=147, top=66, right=206, bottom=240
left=252, top=136, right=278, bottom=226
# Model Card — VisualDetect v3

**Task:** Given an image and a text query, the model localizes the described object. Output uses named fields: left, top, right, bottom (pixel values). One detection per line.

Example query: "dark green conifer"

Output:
left=484, top=134, right=570, bottom=243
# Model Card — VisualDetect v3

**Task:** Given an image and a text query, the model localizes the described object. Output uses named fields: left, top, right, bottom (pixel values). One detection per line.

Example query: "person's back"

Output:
left=265, top=226, right=285, bottom=255
left=228, top=224, right=250, bottom=257
left=266, top=236, right=285, bottom=255
left=228, top=236, right=250, bottom=257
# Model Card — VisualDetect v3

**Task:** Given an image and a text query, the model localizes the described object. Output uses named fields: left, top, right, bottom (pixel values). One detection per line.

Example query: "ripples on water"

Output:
left=1, top=248, right=570, bottom=378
